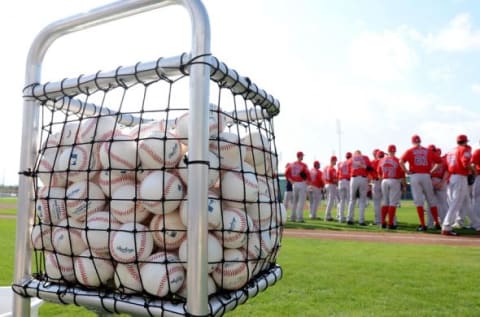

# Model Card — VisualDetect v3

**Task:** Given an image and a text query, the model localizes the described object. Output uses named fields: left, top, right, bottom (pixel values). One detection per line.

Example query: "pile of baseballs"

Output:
left=31, top=107, right=285, bottom=298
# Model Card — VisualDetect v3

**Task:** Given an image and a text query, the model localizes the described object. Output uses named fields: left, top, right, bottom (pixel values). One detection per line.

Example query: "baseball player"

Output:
left=336, top=152, right=352, bottom=222
left=442, top=134, right=475, bottom=236
left=469, top=145, right=480, bottom=234
left=346, top=150, right=373, bottom=225
left=428, top=146, right=449, bottom=227
left=377, top=144, right=406, bottom=229
left=370, top=149, right=384, bottom=225
left=400, top=134, right=442, bottom=231
left=285, top=151, right=311, bottom=222
left=308, top=160, right=325, bottom=219
left=323, top=155, right=338, bottom=221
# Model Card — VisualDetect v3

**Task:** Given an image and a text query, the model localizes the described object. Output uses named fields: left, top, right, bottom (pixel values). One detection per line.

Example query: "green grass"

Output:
left=1, top=199, right=479, bottom=316
left=0, top=197, right=17, bottom=215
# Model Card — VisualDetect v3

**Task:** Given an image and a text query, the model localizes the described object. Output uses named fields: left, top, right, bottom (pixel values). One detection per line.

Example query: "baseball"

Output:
left=150, top=211, right=186, bottom=251
left=246, top=195, right=273, bottom=230
left=44, top=251, right=76, bottom=283
left=77, top=116, right=119, bottom=143
left=209, top=131, right=245, bottom=170
left=65, top=181, right=106, bottom=221
left=241, top=132, right=270, bottom=167
left=99, top=134, right=138, bottom=170
left=139, top=171, right=184, bottom=214
left=37, top=133, right=67, bottom=187
left=179, top=191, right=221, bottom=229
left=177, top=151, right=220, bottom=189
left=74, top=250, right=114, bottom=287
left=177, top=273, right=217, bottom=298
left=178, top=233, right=223, bottom=273
left=127, top=119, right=166, bottom=140
left=138, top=130, right=182, bottom=169
left=58, top=121, right=80, bottom=145
left=109, top=222, right=154, bottom=263
left=220, top=165, right=259, bottom=207
left=82, top=211, right=121, bottom=255
left=276, top=202, right=287, bottom=226
left=140, top=252, right=185, bottom=297
left=36, top=186, right=67, bottom=225
left=52, top=217, right=87, bottom=256
left=57, top=144, right=101, bottom=183
left=114, top=262, right=143, bottom=294
left=211, top=248, right=249, bottom=290
left=97, top=169, right=136, bottom=197
left=214, top=208, right=253, bottom=249
left=110, top=183, right=151, bottom=224
left=31, top=223, right=54, bottom=251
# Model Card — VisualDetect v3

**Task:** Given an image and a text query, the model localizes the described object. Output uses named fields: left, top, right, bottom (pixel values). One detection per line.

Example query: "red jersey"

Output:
left=400, top=146, right=441, bottom=174
left=309, top=167, right=325, bottom=188
left=377, top=156, right=405, bottom=179
left=471, top=148, right=480, bottom=174
left=446, top=145, right=472, bottom=176
left=431, top=155, right=448, bottom=179
left=337, top=160, right=350, bottom=180
left=347, top=154, right=372, bottom=177
left=323, top=165, right=338, bottom=184
left=370, top=158, right=380, bottom=180
left=285, top=160, right=310, bottom=182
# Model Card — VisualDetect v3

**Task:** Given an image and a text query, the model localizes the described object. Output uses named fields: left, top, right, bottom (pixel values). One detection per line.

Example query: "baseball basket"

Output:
left=11, top=1, right=283, bottom=316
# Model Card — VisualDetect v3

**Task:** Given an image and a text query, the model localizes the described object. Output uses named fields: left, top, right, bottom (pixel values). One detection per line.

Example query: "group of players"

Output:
left=283, top=134, right=480, bottom=236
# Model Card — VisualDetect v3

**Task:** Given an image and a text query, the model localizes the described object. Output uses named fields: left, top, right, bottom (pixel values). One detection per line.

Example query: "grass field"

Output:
left=1, top=198, right=479, bottom=316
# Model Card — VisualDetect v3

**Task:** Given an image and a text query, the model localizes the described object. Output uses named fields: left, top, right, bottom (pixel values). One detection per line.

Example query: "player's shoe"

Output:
left=388, top=225, right=397, bottom=230
left=441, top=230, right=458, bottom=236
left=358, top=222, right=368, bottom=226
left=346, top=220, right=354, bottom=225
left=416, top=225, right=427, bottom=232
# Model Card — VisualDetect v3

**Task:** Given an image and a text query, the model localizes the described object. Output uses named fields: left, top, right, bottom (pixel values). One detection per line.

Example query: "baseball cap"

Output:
left=428, top=144, right=436, bottom=152
left=411, top=134, right=421, bottom=144
left=372, top=149, right=380, bottom=156
left=345, top=152, right=352, bottom=159
left=377, top=150, right=385, bottom=158
left=387, top=144, right=396, bottom=153
left=457, top=134, right=468, bottom=143
left=330, top=155, right=337, bottom=161
left=296, top=151, right=304, bottom=158
left=313, top=160, right=320, bottom=168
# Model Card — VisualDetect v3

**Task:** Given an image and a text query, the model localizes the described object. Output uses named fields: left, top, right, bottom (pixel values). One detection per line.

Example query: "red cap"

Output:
left=428, top=144, right=436, bottom=151
left=377, top=150, right=385, bottom=158
left=296, top=151, right=304, bottom=158
left=373, top=149, right=380, bottom=156
left=345, top=152, right=352, bottom=159
left=457, top=134, right=468, bottom=143
left=411, top=134, right=421, bottom=144
left=387, top=144, right=396, bottom=153
left=330, top=155, right=337, bottom=162
left=314, top=160, right=320, bottom=168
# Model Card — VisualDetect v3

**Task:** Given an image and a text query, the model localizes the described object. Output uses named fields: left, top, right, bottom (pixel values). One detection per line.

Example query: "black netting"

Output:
left=17, top=54, right=283, bottom=316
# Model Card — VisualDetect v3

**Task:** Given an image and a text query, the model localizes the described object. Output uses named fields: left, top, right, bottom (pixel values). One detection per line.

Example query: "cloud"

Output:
left=424, top=13, right=480, bottom=52
left=349, top=29, right=418, bottom=81
left=471, top=83, right=480, bottom=94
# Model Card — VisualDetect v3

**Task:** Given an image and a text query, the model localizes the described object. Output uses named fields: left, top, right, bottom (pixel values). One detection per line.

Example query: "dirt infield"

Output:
left=283, top=229, right=479, bottom=247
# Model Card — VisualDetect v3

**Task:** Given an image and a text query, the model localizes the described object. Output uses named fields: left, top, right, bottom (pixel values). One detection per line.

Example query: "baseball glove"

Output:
left=467, top=174, right=475, bottom=186
left=300, top=171, right=307, bottom=180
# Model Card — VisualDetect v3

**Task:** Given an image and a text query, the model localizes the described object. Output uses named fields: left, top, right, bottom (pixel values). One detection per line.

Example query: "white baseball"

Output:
left=44, top=251, right=76, bottom=283
left=77, top=116, right=119, bottom=143
left=82, top=211, right=121, bottom=255
left=241, top=132, right=270, bottom=167
left=31, top=223, right=54, bottom=251
left=52, top=217, right=87, bottom=256
left=214, top=208, right=253, bottom=249
left=150, top=211, right=186, bottom=251
left=276, top=202, right=287, bottom=226
left=211, top=248, right=249, bottom=290
left=139, top=171, right=184, bottom=214
left=221, top=166, right=259, bottom=207
left=209, top=132, right=245, bottom=169
left=57, top=144, right=101, bottom=183
left=109, top=222, right=153, bottom=263
left=177, top=273, right=217, bottom=298
left=179, top=191, right=221, bottom=230
left=140, top=252, right=185, bottom=297
left=138, top=131, right=182, bottom=169
left=177, top=151, right=220, bottom=189
left=74, top=250, right=114, bottom=287
left=126, top=120, right=166, bottom=140
left=37, top=133, right=67, bottom=187
left=246, top=195, right=273, bottom=229
left=36, top=187, right=67, bottom=225
left=58, top=121, right=80, bottom=145
left=66, top=181, right=106, bottom=221
left=97, top=169, right=136, bottom=197
left=110, top=183, right=151, bottom=224
left=99, top=134, right=138, bottom=170
left=114, top=263, right=143, bottom=294
left=178, top=233, right=223, bottom=273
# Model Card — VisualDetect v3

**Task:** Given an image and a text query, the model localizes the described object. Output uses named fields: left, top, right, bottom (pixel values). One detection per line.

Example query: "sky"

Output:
left=1, top=0, right=480, bottom=185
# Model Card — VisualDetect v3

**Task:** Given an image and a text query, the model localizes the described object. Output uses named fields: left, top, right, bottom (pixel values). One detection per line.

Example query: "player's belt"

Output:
left=352, top=175, right=366, bottom=178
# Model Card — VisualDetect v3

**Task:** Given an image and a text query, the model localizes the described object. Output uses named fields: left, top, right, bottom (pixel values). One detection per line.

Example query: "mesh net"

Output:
left=16, top=55, right=284, bottom=316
